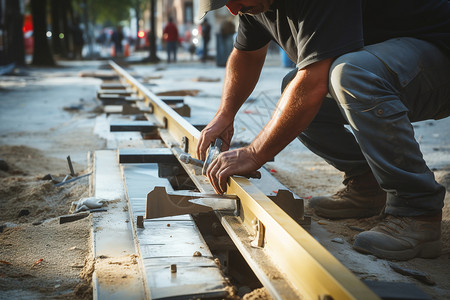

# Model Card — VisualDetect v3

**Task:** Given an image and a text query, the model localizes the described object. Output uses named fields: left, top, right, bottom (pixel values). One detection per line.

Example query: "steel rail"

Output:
left=108, top=61, right=380, bottom=300
left=109, top=61, right=199, bottom=157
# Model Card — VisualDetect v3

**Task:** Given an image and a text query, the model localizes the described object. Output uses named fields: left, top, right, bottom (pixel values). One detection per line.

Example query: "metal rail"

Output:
left=108, top=61, right=380, bottom=300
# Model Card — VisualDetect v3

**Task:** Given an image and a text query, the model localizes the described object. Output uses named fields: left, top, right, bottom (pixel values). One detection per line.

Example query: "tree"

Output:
left=90, top=0, right=133, bottom=24
left=1, top=0, right=25, bottom=66
left=31, top=0, right=55, bottom=66
left=144, top=0, right=159, bottom=62
left=50, top=0, right=74, bottom=58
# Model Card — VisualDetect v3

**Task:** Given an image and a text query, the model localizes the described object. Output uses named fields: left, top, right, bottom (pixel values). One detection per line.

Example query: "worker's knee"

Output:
left=329, top=50, right=396, bottom=108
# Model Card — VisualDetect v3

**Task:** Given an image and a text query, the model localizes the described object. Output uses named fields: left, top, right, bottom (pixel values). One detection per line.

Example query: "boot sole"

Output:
left=313, top=206, right=383, bottom=220
left=353, top=239, right=442, bottom=261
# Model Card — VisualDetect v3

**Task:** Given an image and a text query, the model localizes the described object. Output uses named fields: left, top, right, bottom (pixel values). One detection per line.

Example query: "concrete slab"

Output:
left=91, top=150, right=146, bottom=300
left=121, top=162, right=229, bottom=299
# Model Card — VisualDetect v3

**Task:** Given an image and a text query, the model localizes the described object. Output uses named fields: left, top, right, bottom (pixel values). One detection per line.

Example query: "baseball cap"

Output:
left=198, top=0, right=229, bottom=19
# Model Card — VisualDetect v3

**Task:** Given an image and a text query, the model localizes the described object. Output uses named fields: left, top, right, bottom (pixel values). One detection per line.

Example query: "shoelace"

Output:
left=376, top=215, right=409, bottom=235
left=335, top=179, right=355, bottom=197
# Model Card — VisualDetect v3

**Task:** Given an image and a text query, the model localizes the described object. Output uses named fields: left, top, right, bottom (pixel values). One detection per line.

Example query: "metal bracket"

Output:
left=251, top=219, right=265, bottom=248
left=268, top=189, right=311, bottom=226
left=148, top=102, right=154, bottom=113
left=137, top=215, right=144, bottom=228
left=146, top=186, right=238, bottom=219
left=181, top=136, right=189, bottom=153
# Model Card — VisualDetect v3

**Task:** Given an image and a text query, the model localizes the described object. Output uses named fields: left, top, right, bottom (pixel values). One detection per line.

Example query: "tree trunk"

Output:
left=61, top=0, right=71, bottom=58
left=3, top=0, right=25, bottom=66
left=31, top=0, right=55, bottom=66
left=145, top=0, right=159, bottom=62
left=135, top=6, right=140, bottom=43
left=51, top=0, right=63, bottom=56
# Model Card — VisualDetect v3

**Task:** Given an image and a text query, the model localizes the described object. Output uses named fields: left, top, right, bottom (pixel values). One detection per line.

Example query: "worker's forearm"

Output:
left=216, top=45, right=268, bottom=120
left=249, top=59, right=333, bottom=165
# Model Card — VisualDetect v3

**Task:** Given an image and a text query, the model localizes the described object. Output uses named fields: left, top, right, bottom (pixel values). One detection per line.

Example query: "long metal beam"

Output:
left=108, top=61, right=380, bottom=300
left=109, top=61, right=199, bottom=157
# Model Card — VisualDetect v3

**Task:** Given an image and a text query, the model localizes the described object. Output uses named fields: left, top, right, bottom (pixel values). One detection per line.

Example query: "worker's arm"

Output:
left=207, top=58, right=334, bottom=194
left=197, top=44, right=269, bottom=161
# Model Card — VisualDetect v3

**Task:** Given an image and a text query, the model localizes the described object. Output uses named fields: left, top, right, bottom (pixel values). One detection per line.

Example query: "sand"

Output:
left=0, top=145, right=92, bottom=299
left=0, top=63, right=103, bottom=299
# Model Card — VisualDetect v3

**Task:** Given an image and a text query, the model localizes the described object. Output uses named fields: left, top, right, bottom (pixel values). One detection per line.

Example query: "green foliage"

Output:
left=90, top=0, right=138, bottom=25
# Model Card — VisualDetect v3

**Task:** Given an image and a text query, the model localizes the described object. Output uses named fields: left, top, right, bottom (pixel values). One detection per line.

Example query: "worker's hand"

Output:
left=197, top=117, right=234, bottom=161
left=206, top=146, right=261, bottom=194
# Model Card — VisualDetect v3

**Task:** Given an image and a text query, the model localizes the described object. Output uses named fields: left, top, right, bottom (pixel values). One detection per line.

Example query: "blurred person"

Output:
left=215, top=19, right=236, bottom=66
left=163, top=17, right=179, bottom=63
left=112, top=26, right=124, bottom=57
left=201, top=18, right=211, bottom=62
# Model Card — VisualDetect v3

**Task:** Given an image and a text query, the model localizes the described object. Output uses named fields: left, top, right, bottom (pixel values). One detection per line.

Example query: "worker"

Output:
left=163, top=17, right=179, bottom=63
left=201, top=18, right=211, bottom=62
left=196, top=0, right=450, bottom=261
left=112, top=26, right=124, bottom=57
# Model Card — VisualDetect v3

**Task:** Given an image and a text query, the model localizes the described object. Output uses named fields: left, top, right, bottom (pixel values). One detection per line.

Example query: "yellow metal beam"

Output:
left=109, top=61, right=199, bottom=157
left=227, top=178, right=379, bottom=299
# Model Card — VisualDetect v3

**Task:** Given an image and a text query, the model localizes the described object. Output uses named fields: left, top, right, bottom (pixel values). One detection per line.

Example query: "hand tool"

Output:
left=178, top=138, right=261, bottom=179
left=202, top=138, right=223, bottom=176
left=179, top=153, right=204, bottom=167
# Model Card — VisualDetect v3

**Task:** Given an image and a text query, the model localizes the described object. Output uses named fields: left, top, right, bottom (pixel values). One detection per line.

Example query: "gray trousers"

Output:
left=283, top=38, right=450, bottom=216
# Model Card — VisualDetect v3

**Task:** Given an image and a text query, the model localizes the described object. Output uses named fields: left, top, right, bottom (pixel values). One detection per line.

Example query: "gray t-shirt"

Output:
left=234, top=0, right=450, bottom=69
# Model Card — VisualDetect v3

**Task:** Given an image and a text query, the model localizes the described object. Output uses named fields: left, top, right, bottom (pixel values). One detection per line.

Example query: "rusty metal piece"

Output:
left=193, top=251, right=202, bottom=257
left=67, top=155, right=75, bottom=176
left=170, top=264, right=177, bottom=273
left=59, top=212, right=89, bottom=224
left=137, top=215, right=144, bottom=228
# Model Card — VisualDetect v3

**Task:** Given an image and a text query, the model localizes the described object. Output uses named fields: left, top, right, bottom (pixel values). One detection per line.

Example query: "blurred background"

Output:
left=0, top=0, right=292, bottom=70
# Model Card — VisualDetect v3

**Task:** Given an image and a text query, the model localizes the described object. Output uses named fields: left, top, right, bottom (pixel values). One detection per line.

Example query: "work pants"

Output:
left=166, top=41, right=178, bottom=62
left=283, top=37, right=450, bottom=216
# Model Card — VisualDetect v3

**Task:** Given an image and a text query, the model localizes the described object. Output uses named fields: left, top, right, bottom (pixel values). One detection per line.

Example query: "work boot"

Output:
left=308, top=171, right=386, bottom=219
left=353, top=213, right=442, bottom=260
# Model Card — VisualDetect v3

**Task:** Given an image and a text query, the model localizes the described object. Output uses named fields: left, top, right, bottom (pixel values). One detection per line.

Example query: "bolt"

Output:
left=170, top=264, right=177, bottom=273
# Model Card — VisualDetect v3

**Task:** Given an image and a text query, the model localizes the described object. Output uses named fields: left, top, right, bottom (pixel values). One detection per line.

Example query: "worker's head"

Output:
left=198, top=0, right=274, bottom=19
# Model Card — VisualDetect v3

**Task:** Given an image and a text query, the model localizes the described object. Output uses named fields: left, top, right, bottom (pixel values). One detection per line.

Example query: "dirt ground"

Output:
left=0, top=146, right=94, bottom=300
left=0, top=63, right=104, bottom=300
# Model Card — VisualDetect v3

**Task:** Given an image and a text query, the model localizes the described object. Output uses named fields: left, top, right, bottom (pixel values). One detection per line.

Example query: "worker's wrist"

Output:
left=245, top=145, right=267, bottom=168
left=214, top=110, right=235, bottom=124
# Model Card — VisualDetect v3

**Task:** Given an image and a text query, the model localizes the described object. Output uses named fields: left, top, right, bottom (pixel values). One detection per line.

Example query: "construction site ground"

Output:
left=0, top=54, right=449, bottom=299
